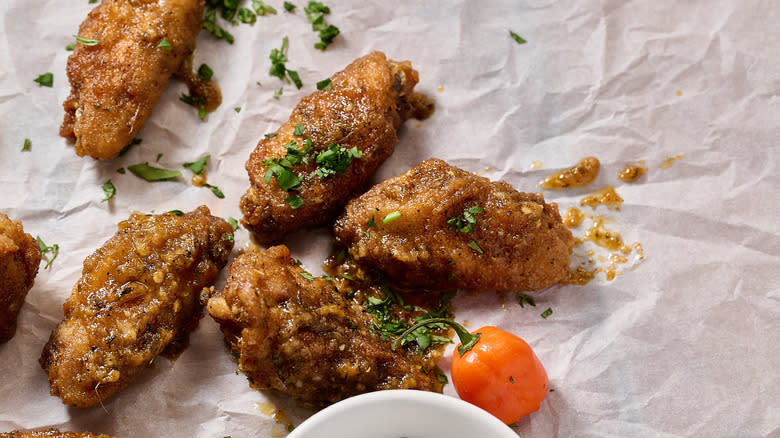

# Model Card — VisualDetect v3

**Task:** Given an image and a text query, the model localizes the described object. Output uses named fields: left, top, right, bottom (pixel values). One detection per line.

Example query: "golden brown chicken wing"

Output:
left=205, top=245, right=446, bottom=405
left=0, top=212, right=41, bottom=344
left=60, top=0, right=205, bottom=160
left=0, top=430, right=117, bottom=438
left=39, top=206, right=233, bottom=408
left=240, top=51, right=433, bottom=244
left=333, top=158, right=575, bottom=292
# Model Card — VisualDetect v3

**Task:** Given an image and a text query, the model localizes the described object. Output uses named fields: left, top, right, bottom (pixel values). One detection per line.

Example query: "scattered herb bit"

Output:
left=467, top=240, right=484, bottom=254
left=434, top=368, right=449, bottom=384
left=180, top=93, right=207, bottom=120
left=183, top=155, right=210, bottom=175
left=287, top=69, right=302, bottom=89
left=169, top=210, right=184, bottom=215
left=264, top=164, right=301, bottom=190
left=93, top=104, right=101, bottom=109
left=234, top=107, right=241, bottom=113
left=299, top=271, right=314, bottom=280
left=101, top=180, right=116, bottom=202
left=204, top=183, right=225, bottom=199
left=312, top=144, right=362, bottom=178
left=314, top=24, right=339, bottom=50
left=293, top=123, right=305, bottom=136
left=286, top=194, right=304, bottom=209
left=303, top=2, right=340, bottom=50
left=273, top=88, right=283, bottom=99
left=119, top=138, right=142, bottom=156
left=366, top=217, right=377, bottom=228
left=224, top=233, right=234, bottom=242
left=447, top=205, right=483, bottom=233
left=284, top=1, right=296, bottom=12
left=541, top=307, right=553, bottom=319
left=36, top=237, right=59, bottom=270
left=22, top=138, right=31, bottom=151
left=74, top=35, right=100, bottom=46
left=509, top=423, right=519, bottom=428
left=203, top=7, right=235, bottom=44
left=198, top=63, right=214, bottom=81
left=228, top=217, right=239, bottom=231
left=128, top=163, right=182, bottom=181
left=198, top=106, right=207, bottom=120
left=256, top=81, right=262, bottom=86
left=517, top=293, right=537, bottom=308
left=253, top=0, right=277, bottom=15
left=342, top=273, right=354, bottom=281
left=383, top=211, right=401, bottom=224
left=287, top=425, right=295, bottom=433
left=237, top=7, right=257, bottom=24
left=33, top=73, right=53, bottom=87
left=264, top=133, right=277, bottom=138
left=509, top=30, right=527, bottom=45
left=157, top=39, right=172, bottom=50
left=117, top=168, right=126, bottom=174
left=89, top=0, right=98, bottom=3
left=65, top=43, right=76, bottom=51
left=156, top=153, right=163, bottom=162
left=316, top=78, right=332, bottom=90
left=269, top=37, right=289, bottom=80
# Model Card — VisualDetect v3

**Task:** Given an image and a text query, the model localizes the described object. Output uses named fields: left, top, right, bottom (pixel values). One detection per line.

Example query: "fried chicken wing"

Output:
left=205, top=245, right=445, bottom=405
left=1, top=213, right=41, bottom=344
left=0, top=430, right=117, bottom=438
left=333, top=158, right=575, bottom=292
left=39, top=206, right=233, bottom=408
left=60, top=0, right=205, bottom=160
left=240, top=51, right=434, bottom=244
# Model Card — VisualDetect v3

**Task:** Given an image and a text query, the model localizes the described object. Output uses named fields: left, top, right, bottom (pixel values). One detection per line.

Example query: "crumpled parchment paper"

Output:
left=0, top=0, right=778, bottom=436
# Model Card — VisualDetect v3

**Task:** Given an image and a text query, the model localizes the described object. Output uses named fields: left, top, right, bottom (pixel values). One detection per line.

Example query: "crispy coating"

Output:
left=60, top=0, right=205, bottom=160
left=39, top=206, right=233, bottom=408
left=0, top=430, right=116, bottom=438
left=333, top=158, right=575, bottom=292
left=240, top=51, right=434, bottom=244
left=0, top=213, right=41, bottom=344
left=205, top=245, right=444, bottom=405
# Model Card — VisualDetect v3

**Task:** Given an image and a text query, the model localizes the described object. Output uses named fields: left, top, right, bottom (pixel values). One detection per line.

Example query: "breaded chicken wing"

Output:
left=60, top=0, right=205, bottom=160
left=40, top=206, right=233, bottom=408
left=0, top=213, right=41, bottom=344
left=333, top=158, right=575, bottom=292
left=240, top=51, right=433, bottom=244
left=0, top=430, right=116, bottom=438
left=205, top=245, right=445, bottom=405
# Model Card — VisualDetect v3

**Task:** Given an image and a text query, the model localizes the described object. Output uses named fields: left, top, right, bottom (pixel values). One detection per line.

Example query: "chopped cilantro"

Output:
left=287, top=69, right=303, bottom=89
left=434, top=368, right=448, bottom=384
left=293, top=123, right=306, bottom=136
left=183, top=155, right=210, bottom=175
left=198, top=63, right=214, bottom=81
left=284, top=1, right=296, bottom=12
left=65, top=43, right=76, bottom=51
left=228, top=217, right=239, bottom=230
left=22, top=138, right=31, bottom=151
left=101, top=180, right=116, bottom=202
left=74, top=35, right=100, bottom=46
left=119, top=138, right=142, bottom=156
left=316, top=78, right=332, bottom=90
left=253, top=0, right=277, bottom=15
left=204, top=183, right=225, bottom=199
left=265, top=133, right=278, bottom=138
left=312, top=144, right=362, bottom=178
left=156, top=153, right=163, bottom=162
left=203, top=7, right=235, bottom=44
left=366, top=217, right=376, bottom=228
left=304, top=2, right=340, bottom=50
left=467, top=240, right=484, bottom=254
left=179, top=93, right=207, bottom=120
left=117, top=168, right=126, bottom=174
left=273, top=87, right=283, bottom=99
left=235, top=107, right=241, bottom=113
left=269, top=37, right=289, bottom=80
left=33, top=73, right=53, bottom=87
left=541, top=307, right=553, bottom=319
left=237, top=7, right=257, bottom=24
left=517, top=293, right=537, bottom=308
left=447, top=205, right=483, bottom=233
left=314, top=25, right=339, bottom=50
left=36, top=237, right=59, bottom=270
left=383, top=211, right=401, bottom=224
left=169, top=210, right=184, bottom=215
left=157, top=39, right=172, bottom=50
left=128, top=163, right=182, bottom=181
left=509, top=30, right=527, bottom=44
left=224, top=233, right=234, bottom=242
left=299, top=271, right=314, bottom=280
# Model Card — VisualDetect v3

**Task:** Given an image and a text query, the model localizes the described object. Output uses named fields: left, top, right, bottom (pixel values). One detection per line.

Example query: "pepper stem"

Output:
left=391, top=317, right=481, bottom=356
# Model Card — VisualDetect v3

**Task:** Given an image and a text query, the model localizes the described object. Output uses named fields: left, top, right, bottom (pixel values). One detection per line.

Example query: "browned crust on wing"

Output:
left=0, top=212, right=41, bottom=344
left=240, top=51, right=431, bottom=244
left=333, top=158, right=575, bottom=292
left=39, top=206, right=233, bottom=408
left=206, top=245, right=443, bottom=405
left=60, top=0, right=205, bottom=160
left=0, top=430, right=117, bottom=438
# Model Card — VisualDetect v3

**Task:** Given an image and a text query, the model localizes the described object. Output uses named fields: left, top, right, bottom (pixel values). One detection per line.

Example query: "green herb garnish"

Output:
left=198, top=63, right=214, bottom=81
left=265, top=133, right=277, bottom=138
left=541, top=307, right=553, bottom=319
left=183, top=155, right=210, bottom=175
left=237, top=7, right=257, bottom=24
left=179, top=93, right=207, bottom=120
left=169, top=210, right=184, bottom=215
left=467, top=240, right=484, bottom=254
left=253, top=0, right=277, bottom=15
left=157, top=39, right=172, bottom=50
left=128, top=163, right=182, bottom=181
left=273, top=88, right=283, bottom=99
left=316, top=78, right=332, bottom=90
left=101, top=180, right=116, bottom=202
left=293, top=123, right=305, bottom=136
left=383, top=211, right=401, bottom=224
left=509, top=30, right=527, bottom=44
left=284, top=1, right=296, bottom=12
left=36, top=237, right=59, bottom=270
left=204, top=183, right=225, bottom=199
left=312, top=144, right=362, bottom=178
left=119, top=138, right=141, bottom=156
left=34, top=73, right=53, bottom=87
left=74, top=35, right=100, bottom=46
left=22, top=138, right=31, bottom=151
left=117, top=168, right=126, bottom=174
left=235, top=107, right=241, bottom=113
left=203, top=7, right=235, bottom=44
left=287, top=69, right=302, bottom=89
left=228, top=217, right=239, bottom=231
left=299, top=271, right=314, bottom=280
left=66, top=43, right=76, bottom=51
left=447, top=205, right=483, bottom=233
left=517, top=293, right=537, bottom=308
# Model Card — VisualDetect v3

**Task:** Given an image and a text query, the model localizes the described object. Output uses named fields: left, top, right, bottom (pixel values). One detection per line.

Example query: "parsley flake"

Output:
left=34, top=73, right=53, bottom=87
left=198, top=63, right=214, bottom=81
left=316, top=78, right=332, bottom=90
left=204, top=183, right=225, bottom=199
left=284, top=1, right=296, bottom=12
left=312, top=144, right=362, bottom=178
left=117, top=168, right=126, bottom=174
left=101, top=180, right=116, bottom=202
left=383, top=211, right=401, bottom=224
left=22, top=138, right=31, bottom=151
left=74, top=35, right=100, bottom=46
left=183, top=155, right=210, bottom=175
left=157, top=39, right=172, bottom=50
left=510, top=30, right=527, bottom=44
left=65, top=43, right=76, bottom=51
left=293, top=123, right=306, bottom=136
left=228, top=217, right=239, bottom=231
left=264, top=133, right=277, bottom=138
left=237, top=7, right=257, bottom=24
left=467, top=240, right=484, bottom=254
left=128, top=163, right=182, bottom=181
left=517, top=293, right=537, bottom=308
left=253, top=0, right=277, bottom=15
left=119, top=138, right=141, bottom=156
left=286, top=194, right=304, bottom=209
left=304, top=2, right=340, bottom=50
left=169, top=210, right=184, bottom=215
left=299, top=271, right=314, bottom=280
left=203, top=7, right=234, bottom=44
left=541, top=307, right=553, bottom=319
left=447, top=205, right=483, bottom=233
left=36, top=237, right=59, bottom=270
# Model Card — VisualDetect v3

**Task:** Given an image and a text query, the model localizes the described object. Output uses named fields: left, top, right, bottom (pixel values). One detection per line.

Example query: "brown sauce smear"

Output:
left=580, top=186, right=623, bottom=210
left=540, top=157, right=600, bottom=190
left=617, top=164, right=647, bottom=182
left=584, top=218, right=628, bottom=252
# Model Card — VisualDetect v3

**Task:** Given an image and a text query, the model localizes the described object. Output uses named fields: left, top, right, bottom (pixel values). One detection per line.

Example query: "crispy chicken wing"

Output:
left=39, top=206, right=233, bottom=408
left=60, top=0, right=205, bottom=160
left=205, top=245, right=445, bottom=405
left=0, top=213, right=41, bottom=344
left=333, top=158, right=575, bottom=292
left=240, top=51, right=433, bottom=244
left=0, top=430, right=116, bottom=438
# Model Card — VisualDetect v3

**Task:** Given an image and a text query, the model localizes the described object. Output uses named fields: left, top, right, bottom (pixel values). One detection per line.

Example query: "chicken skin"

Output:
left=40, top=206, right=233, bottom=408
left=240, top=51, right=433, bottom=244
left=0, top=430, right=116, bottom=438
left=333, top=158, right=575, bottom=292
left=205, top=245, right=446, bottom=405
left=60, top=0, right=205, bottom=160
left=0, top=213, right=41, bottom=344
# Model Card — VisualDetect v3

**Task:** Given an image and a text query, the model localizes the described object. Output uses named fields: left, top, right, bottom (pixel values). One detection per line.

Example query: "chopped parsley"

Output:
left=179, top=93, right=207, bottom=120
left=198, top=64, right=214, bottom=81
left=293, top=123, right=306, bottom=136
left=299, top=271, right=314, bottom=280
left=517, top=293, right=537, bottom=308
left=286, top=194, right=304, bottom=209
left=434, top=368, right=448, bottom=384
left=204, top=183, right=225, bottom=199
left=383, top=211, right=401, bottom=224
left=36, top=237, right=59, bottom=270
left=467, top=240, right=484, bottom=255
left=183, top=155, right=210, bottom=175
left=237, top=7, right=256, bottom=24
left=65, top=43, right=76, bottom=51
left=253, top=0, right=277, bottom=15
left=284, top=1, right=296, bottom=12
left=235, top=107, right=241, bottom=113
left=33, top=73, right=53, bottom=87
left=224, top=233, right=234, bottom=242
left=156, top=153, right=163, bottom=162
left=169, top=210, right=184, bottom=215
left=74, top=35, right=100, bottom=46
left=119, top=138, right=141, bottom=156
left=304, top=1, right=340, bottom=50
left=128, top=163, right=182, bottom=181
left=366, top=217, right=377, bottom=228
left=273, top=88, right=283, bottom=99
left=264, top=133, right=278, bottom=138
left=447, top=205, right=483, bottom=233
left=157, top=39, right=172, bottom=50
left=316, top=78, right=332, bottom=90
left=269, top=37, right=302, bottom=89
left=312, top=144, right=362, bottom=178
left=22, top=138, right=31, bottom=151
left=228, top=217, right=239, bottom=230
left=203, top=7, right=235, bottom=44
left=541, top=307, right=553, bottom=319
left=101, top=180, right=116, bottom=202
left=509, top=30, right=527, bottom=45
left=117, top=168, right=126, bottom=174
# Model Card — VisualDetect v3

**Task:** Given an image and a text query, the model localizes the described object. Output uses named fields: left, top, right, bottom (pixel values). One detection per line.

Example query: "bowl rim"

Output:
left=287, top=389, right=518, bottom=438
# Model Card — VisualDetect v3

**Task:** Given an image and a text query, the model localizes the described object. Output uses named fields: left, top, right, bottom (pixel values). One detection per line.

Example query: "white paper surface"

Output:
left=1, top=0, right=778, bottom=436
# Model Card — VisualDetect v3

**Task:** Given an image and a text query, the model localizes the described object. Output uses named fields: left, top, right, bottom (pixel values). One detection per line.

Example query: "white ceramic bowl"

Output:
left=287, top=389, right=518, bottom=438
